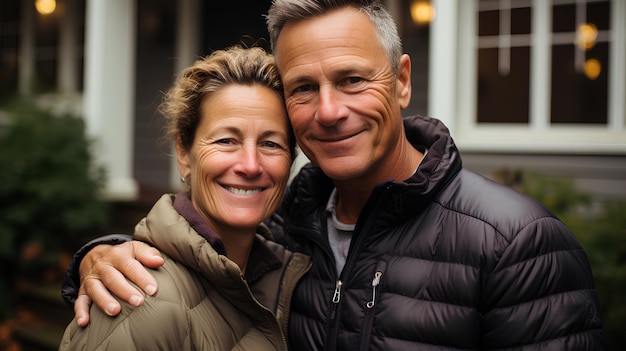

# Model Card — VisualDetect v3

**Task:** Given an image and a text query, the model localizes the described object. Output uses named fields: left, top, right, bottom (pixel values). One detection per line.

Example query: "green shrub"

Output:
left=0, top=98, right=109, bottom=320
left=575, top=200, right=626, bottom=350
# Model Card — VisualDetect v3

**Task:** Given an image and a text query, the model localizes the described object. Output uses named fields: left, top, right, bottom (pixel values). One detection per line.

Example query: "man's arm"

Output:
left=61, top=234, right=164, bottom=327
left=483, top=218, right=607, bottom=349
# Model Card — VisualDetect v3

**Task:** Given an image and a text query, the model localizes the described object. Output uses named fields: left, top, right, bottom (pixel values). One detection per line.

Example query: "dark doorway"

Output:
left=202, top=1, right=273, bottom=53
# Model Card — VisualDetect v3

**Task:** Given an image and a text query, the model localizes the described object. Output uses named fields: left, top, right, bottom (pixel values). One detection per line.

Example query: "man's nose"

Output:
left=316, top=86, right=347, bottom=126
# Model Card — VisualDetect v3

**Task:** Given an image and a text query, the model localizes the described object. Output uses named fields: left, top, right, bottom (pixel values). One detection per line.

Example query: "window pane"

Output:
left=511, top=7, right=531, bottom=35
left=553, top=4, right=575, bottom=32
left=551, top=43, right=609, bottom=124
left=550, top=0, right=610, bottom=125
left=588, top=1, right=610, bottom=30
left=477, top=47, right=530, bottom=123
left=478, top=10, right=499, bottom=36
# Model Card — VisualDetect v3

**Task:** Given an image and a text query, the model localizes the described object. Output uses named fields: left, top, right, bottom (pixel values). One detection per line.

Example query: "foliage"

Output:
left=573, top=200, right=626, bottom=350
left=495, top=169, right=626, bottom=350
left=0, top=98, right=109, bottom=320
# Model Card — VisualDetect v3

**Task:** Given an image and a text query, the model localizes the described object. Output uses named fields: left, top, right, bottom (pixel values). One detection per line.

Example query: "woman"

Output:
left=59, top=45, right=310, bottom=351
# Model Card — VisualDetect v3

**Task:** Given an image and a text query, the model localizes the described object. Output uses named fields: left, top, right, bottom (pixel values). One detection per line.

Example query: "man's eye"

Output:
left=293, top=84, right=313, bottom=94
left=346, top=76, right=363, bottom=85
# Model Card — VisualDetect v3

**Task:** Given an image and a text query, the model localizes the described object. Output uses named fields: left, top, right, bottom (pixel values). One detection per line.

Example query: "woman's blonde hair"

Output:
left=160, top=45, right=296, bottom=159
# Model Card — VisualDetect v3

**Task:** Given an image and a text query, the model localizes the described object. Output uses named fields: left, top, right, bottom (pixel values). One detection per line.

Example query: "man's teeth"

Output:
left=225, top=186, right=262, bottom=195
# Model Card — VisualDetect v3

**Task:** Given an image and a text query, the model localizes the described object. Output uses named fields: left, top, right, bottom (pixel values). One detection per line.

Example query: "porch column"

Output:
left=18, top=0, right=35, bottom=95
left=83, top=0, right=138, bottom=200
left=170, top=0, right=201, bottom=191
left=428, top=0, right=459, bottom=130
left=58, top=0, right=79, bottom=94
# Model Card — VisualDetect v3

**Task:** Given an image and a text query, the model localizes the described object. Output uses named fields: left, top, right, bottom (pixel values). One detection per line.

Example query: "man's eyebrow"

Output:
left=284, top=67, right=362, bottom=85
left=283, top=75, right=314, bottom=87
left=335, top=67, right=361, bottom=76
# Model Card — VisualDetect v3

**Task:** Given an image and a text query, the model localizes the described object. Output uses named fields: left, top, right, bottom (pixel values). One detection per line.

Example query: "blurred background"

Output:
left=0, top=0, right=624, bottom=350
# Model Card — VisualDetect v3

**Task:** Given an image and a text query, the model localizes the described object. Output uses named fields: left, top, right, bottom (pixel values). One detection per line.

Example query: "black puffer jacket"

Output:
left=268, top=115, right=606, bottom=350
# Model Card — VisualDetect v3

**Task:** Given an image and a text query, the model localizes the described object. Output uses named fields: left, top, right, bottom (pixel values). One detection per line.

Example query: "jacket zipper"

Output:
left=366, top=271, right=382, bottom=308
left=325, top=279, right=343, bottom=351
left=360, top=261, right=386, bottom=350
left=326, top=185, right=390, bottom=351
left=332, top=280, right=343, bottom=303
left=240, top=275, right=289, bottom=351
left=323, top=184, right=391, bottom=350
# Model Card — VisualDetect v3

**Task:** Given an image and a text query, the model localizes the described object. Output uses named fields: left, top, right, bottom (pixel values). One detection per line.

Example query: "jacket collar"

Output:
left=280, top=115, right=463, bottom=229
left=153, top=192, right=283, bottom=284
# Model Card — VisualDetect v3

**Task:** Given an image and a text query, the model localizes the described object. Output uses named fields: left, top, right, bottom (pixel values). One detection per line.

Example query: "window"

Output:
left=476, top=1, right=532, bottom=123
left=453, top=0, right=625, bottom=153
left=550, top=0, right=610, bottom=124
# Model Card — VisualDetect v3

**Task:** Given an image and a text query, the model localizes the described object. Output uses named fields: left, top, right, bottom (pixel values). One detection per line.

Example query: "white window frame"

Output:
left=429, top=0, right=626, bottom=154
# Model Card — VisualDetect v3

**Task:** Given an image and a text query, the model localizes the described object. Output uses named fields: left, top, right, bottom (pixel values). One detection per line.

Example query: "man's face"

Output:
left=275, top=7, right=411, bottom=183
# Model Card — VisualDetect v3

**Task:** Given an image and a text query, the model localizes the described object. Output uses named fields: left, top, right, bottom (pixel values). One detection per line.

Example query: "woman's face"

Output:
left=177, top=84, right=292, bottom=234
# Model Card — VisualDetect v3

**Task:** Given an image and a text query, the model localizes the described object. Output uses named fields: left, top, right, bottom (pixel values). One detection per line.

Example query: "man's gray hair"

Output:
left=266, top=0, right=403, bottom=74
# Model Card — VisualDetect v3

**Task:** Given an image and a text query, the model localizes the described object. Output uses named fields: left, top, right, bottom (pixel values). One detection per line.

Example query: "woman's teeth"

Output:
left=224, top=186, right=262, bottom=195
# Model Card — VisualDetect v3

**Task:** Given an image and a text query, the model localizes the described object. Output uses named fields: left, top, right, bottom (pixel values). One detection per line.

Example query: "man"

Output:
left=65, top=1, right=607, bottom=350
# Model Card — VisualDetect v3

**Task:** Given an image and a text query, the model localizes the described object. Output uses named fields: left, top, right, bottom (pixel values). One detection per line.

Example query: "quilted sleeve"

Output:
left=481, top=216, right=607, bottom=350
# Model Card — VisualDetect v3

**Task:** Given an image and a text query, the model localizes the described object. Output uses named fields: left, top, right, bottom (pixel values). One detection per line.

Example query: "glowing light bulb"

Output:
left=411, top=1, right=435, bottom=26
left=584, top=58, right=602, bottom=80
left=35, top=0, right=56, bottom=15
left=576, top=23, right=598, bottom=50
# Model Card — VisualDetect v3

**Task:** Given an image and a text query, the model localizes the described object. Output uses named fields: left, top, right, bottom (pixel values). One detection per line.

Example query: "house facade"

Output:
left=430, top=0, right=626, bottom=202
left=1, top=0, right=624, bottom=203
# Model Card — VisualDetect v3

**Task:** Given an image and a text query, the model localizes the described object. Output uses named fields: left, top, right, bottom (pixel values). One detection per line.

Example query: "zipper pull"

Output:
left=332, top=280, right=343, bottom=303
left=366, top=271, right=383, bottom=308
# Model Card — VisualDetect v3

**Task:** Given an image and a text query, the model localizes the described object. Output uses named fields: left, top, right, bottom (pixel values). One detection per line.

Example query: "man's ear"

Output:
left=397, top=54, right=412, bottom=109
left=176, top=138, right=191, bottom=178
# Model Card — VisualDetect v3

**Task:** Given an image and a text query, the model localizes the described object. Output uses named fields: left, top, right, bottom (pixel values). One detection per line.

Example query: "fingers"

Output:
left=78, top=242, right=154, bottom=312
left=74, top=294, right=92, bottom=327
left=83, top=261, right=138, bottom=314
left=110, top=241, right=162, bottom=296
left=133, top=241, right=165, bottom=270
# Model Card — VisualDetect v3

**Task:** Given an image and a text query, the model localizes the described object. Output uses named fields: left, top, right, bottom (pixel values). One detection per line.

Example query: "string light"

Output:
left=584, top=58, right=601, bottom=80
left=410, top=0, right=435, bottom=26
left=35, top=0, right=56, bottom=15
left=576, top=23, right=598, bottom=51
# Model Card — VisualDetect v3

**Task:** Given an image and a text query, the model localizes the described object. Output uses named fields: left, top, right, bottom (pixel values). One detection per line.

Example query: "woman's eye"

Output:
left=216, top=138, right=233, bottom=145
left=263, top=141, right=279, bottom=148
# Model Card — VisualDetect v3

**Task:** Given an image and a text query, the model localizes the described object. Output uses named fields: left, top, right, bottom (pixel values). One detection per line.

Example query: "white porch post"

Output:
left=84, top=0, right=138, bottom=200
left=428, top=0, right=459, bottom=130
left=169, top=0, right=201, bottom=191
left=18, top=0, right=35, bottom=95
left=58, top=0, right=79, bottom=94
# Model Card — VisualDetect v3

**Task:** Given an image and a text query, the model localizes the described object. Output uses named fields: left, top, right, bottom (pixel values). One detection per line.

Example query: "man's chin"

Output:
left=318, top=159, right=366, bottom=181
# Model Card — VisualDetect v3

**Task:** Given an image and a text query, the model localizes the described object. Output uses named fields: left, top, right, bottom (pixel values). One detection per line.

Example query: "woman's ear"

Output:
left=396, top=54, right=412, bottom=109
left=176, top=138, right=191, bottom=179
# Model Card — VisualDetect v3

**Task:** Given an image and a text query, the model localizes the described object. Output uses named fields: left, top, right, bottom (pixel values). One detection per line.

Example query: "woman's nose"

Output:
left=234, top=145, right=263, bottom=178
